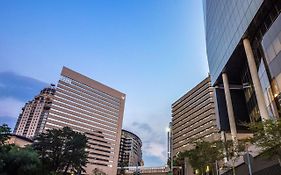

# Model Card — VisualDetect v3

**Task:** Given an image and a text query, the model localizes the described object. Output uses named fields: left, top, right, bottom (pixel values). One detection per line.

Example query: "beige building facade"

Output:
left=13, top=86, right=55, bottom=138
left=44, top=67, right=126, bottom=175
left=172, top=76, right=219, bottom=155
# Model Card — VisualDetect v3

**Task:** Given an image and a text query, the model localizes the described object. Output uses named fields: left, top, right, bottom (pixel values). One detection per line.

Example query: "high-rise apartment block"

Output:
left=172, top=76, right=219, bottom=154
left=14, top=86, right=55, bottom=138
left=118, top=129, right=143, bottom=168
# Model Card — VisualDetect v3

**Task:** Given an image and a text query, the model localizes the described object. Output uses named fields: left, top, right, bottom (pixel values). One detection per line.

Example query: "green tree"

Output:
left=174, top=139, right=246, bottom=175
left=0, top=124, right=12, bottom=172
left=0, top=146, right=41, bottom=175
left=175, top=140, right=224, bottom=175
left=0, top=124, right=41, bottom=175
left=221, top=139, right=247, bottom=175
left=0, top=124, right=11, bottom=145
left=33, top=127, right=88, bottom=175
left=249, top=119, right=281, bottom=166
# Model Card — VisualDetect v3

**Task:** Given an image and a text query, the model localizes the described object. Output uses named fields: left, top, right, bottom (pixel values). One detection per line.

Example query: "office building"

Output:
left=13, top=85, right=55, bottom=138
left=203, top=0, right=281, bottom=140
left=118, top=129, right=143, bottom=168
left=44, top=67, right=126, bottom=175
left=171, top=76, right=219, bottom=155
left=203, top=0, right=281, bottom=174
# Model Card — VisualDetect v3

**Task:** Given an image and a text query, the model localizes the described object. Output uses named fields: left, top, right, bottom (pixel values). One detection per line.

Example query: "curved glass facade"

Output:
left=203, top=0, right=263, bottom=85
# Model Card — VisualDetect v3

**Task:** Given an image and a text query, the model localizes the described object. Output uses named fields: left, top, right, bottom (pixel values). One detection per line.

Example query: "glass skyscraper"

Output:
left=203, top=1, right=281, bottom=173
left=203, top=0, right=281, bottom=138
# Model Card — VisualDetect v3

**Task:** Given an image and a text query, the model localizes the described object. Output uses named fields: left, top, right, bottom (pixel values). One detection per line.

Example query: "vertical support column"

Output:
left=243, top=38, right=270, bottom=121
left=222, top=73, right=237, bottom=141
left=221, top=131, right=228, bottom=163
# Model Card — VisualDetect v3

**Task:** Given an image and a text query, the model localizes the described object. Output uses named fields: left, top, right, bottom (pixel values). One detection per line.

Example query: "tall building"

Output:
left=118, top=129, right=143, bottom=168
left=203, top=1, right=281, bottom=174
left=203, top=0, right=281, bottom=140
left=171, top=76, right=219, bottom=155
left=13, top=85, right=55, bottom=138
left=40, top=67, right=126, bottom=175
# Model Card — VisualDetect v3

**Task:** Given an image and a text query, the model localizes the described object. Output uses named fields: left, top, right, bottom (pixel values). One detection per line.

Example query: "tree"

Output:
left=0, top=146, right=41, bottom=175
left=175, top=140, right=224, bottom=175
left=221, top=139, right=247, bottom=175
left=248, top=119, right=281, bottom=166
left=0, top=124, right=41, bottom=175
left=174, top=139, right=247, bottom=175
left=0, top=124, right=11, bottom=145
left=0, top=124, right=12, bottom=172
left=33, top=127, right=88, bottom=175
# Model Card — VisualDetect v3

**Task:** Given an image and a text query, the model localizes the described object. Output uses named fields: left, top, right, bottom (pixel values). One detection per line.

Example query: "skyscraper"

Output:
left=118, top=129, right=143, bottom=168
left=203, top=1, right=281, bottom=174
left=14, top=85, right=55, bottom=138
left=44, top=67, right=126, bottom=175
left=203, top=0, right=281, bottom=140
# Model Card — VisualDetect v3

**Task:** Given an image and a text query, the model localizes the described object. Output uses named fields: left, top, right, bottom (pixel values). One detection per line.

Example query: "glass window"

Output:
left=273, top=37, right=281, bottom=54
left=266, top=45, right=276, bottom=63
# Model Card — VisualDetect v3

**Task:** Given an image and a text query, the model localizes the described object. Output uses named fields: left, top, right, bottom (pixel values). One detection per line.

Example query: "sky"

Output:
left=0, top=0, right=208, bottom=167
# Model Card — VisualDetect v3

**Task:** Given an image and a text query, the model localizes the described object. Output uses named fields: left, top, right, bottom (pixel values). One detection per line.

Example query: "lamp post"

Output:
left=166, top=122, right=173, bottom=175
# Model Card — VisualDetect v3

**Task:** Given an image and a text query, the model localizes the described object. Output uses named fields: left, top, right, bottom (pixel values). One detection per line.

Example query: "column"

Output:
left=243, top=38, right=270, bottom=121
left=222, top=73, right=237, bottom=141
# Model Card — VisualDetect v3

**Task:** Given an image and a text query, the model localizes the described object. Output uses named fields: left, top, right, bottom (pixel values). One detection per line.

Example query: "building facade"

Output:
left=203, top=0, right=281, bottom=140
left=13, top=85, right=55, bottom=138
left=203, top=1, right=281, bottom=174
left=43, top=67, right=126, bottom=175
left=118, top=129, right=143, bottom=168
left=171, top=76, right=219, bottom=155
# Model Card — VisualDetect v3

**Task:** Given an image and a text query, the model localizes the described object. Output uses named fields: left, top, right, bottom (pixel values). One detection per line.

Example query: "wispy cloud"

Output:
left=0, top=71, right=47, bottom=101
left=0, top=72, right=48, bottom=129
left=126, top=122, right=167, bottom=165
left=0, top=97, right=25, bottom=118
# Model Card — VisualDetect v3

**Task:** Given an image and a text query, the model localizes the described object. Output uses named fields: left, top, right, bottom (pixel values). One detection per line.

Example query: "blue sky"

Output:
left=0, top=0, right=208, bottom=167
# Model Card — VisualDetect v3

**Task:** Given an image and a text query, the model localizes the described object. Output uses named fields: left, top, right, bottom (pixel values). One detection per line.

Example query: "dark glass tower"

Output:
left=204, top=0, right=281, bottom=133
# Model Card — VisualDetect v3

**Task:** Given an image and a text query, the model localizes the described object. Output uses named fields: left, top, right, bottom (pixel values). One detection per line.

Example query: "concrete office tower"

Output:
left=203, top=0, right=281, bottom=140
left=171, top=76, right=219, bottom=155
left=14, top=85, right=55, bottom=138
left=118, top=129, right=143, bottom=168
left=44, top=67, right=126, bottom=175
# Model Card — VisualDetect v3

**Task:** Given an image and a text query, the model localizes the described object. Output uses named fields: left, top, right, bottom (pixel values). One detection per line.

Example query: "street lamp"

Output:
left=166, top=122, right=173, bottom=175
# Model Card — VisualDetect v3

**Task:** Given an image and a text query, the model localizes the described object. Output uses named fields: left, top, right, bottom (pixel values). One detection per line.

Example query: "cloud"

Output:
left=132, top=122, right=152, bottom=132
left=125, top=121, right=167, bottom=165
left=0, top=71, right=48, bottom=101
left=0, top=72, right=48, bottom=129
left=143, top=142, right=166, bottom=161
left=0, top=97, right=25, bottom=118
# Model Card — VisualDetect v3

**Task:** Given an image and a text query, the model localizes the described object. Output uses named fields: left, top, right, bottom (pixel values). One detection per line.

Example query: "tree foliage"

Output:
left=175, top=140, right=224, bottom=174
left=0, top=146, right=41, bottom=175
left=174, top=139, right=247, bottom=174
left=249, top=119, right=281, bottom=165
left=0, top=124, right=41, bottom=175
left=33, top=127, right=88, bottom=175
left=0, top=124, right=11, bottom=145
